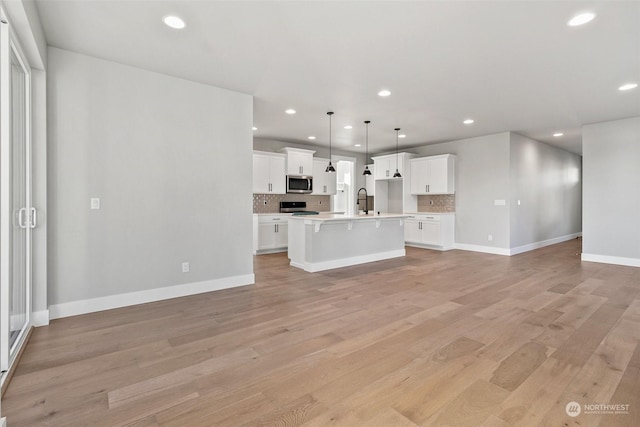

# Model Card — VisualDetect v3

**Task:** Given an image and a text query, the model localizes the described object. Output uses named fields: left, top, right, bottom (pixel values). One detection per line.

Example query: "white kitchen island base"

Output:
left=288, top=214, right=409, bottom=273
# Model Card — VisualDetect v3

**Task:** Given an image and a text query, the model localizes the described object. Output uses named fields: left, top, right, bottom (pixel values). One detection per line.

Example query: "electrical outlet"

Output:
left=319, top=200, right=322, bottom=205
left=182, top=262, right=190, bottom=273
left=263, top=200, right=267, bottom=205
left=90, top=198, right=100, bottom=210
left=429, top=200, right=434, bottom=206
left=488, top=234, right=493, bottom=241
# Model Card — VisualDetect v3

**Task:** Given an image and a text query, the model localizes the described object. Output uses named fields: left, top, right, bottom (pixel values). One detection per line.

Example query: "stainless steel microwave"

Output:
left=286, top=175, right=313, bottom=194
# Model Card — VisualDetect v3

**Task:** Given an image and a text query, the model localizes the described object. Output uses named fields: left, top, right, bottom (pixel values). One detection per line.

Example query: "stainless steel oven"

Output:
left=286, top=175, right=313, bottom=194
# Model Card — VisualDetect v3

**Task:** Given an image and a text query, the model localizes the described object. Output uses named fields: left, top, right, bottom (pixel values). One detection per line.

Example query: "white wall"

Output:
left=411, top=131, right=582, bottom=255
left=509, top=133, right=582, bottom=252
left=582, top=117, right=640, bottom=267
left=412, top=133, right=512, bottom=252
left=47, top=48, right=254, bottom=317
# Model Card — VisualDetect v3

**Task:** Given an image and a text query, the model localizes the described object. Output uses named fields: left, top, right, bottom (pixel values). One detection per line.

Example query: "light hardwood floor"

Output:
left=3, top=239, right=640, bottom=426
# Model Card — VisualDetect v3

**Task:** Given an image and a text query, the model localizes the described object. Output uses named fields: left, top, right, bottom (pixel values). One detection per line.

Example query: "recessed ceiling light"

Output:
left=553, top=133, right=564, bottom=137
left=378, top=90, right=391, bottom=97
left=344, top=125, right=353, bottom=130
left=398, top=134, right=406, bottom=138
left=354, top=144, right=361, bottom=147
left=163, top=15, right=186, bottom=29
left=463, top=119, right=474, bottom=125
left=619, top=83, right=638, bottom=91
left=252, top=126, right=257, bottom=131
left=285, top=109, right=296, bottom=115
left=307, top=136, right=316, bottom=140
left=568, top=12, right=595, bottom=26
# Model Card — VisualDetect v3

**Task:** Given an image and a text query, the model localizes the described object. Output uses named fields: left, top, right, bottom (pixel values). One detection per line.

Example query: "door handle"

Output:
left=17, top=207, right=27, bottom=229
left=30, top=207, right=37, bottom=228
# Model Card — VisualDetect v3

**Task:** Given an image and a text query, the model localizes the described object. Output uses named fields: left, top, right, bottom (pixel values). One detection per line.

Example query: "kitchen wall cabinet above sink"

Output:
left=371, top=153, right=414, bottom=180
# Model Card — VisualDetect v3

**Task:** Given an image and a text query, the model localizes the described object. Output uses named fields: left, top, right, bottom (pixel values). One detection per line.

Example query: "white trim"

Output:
left=294, top=249, right=405, bottom=273
left=49, top=274, right=255, bottom=320
left=454, top=243, right=511, bottom=256
left=509, top=233, right=582, bottom=256
left=1, top=416, right=6, bottom=427
left=405, top=243, right=455, bottom=251
left=581, top=253, right=640, bottom=268
left=454, top=233, right=582, bottom=257
left=32, top=309, right=49, bottom=326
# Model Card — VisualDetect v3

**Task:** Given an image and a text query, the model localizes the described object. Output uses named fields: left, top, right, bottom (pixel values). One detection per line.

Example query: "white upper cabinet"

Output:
left=253, top=151, right=286, bottom=194
left=365, top=164, right=375, bottom=196
left=372, top=153, right=413, bottom=180
left=280, top=147, right=315, bottom=176
left=410, top=154, right=456, bottom=195
left=311, top=158, right=337, bottom=195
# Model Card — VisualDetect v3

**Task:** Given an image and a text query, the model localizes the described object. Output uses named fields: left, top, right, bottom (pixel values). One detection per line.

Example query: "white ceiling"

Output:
left=35, top=0, right=640, bottom=155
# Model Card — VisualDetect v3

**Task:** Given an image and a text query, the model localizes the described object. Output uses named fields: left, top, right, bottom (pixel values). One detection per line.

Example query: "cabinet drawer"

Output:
left=257, top=215, right=289, bottom=223
left=412, top=215, right=440, bottom=222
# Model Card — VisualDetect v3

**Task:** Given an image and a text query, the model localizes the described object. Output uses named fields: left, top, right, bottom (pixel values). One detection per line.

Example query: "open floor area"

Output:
left=3, top=239, right=640, bottom=426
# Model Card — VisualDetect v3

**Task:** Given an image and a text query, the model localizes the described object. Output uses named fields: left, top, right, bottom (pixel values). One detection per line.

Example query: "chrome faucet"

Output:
left=357, top=187, right=369, bottom=214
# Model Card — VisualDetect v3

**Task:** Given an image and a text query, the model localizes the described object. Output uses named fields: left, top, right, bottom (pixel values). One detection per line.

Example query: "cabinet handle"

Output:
left=275, top=224, right=278, bottom=232
left=425, top=185, right=428, bottom=193
left=299, top=165, right=302, bottom=174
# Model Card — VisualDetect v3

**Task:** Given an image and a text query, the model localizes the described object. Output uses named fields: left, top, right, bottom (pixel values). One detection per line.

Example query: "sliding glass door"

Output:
left=0, top=11, right=33, bottom=375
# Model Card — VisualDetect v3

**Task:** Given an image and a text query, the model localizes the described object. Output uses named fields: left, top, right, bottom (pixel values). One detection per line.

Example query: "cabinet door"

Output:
left=312, top=159, right=333, bottom=194
left=404, top=220, right=422, bottom=243
left=253, top=154, right=271, bottom=193
left=374, top=157, right=392, bottom=180
left=365, top=165, right=375, bottom=196
left=427, top=157, right=449, bottom=194
left=274, top=222, right=288, bottom=247
left=269, top=155, right=286, bottom=194
left=410, top=159, right=429, bottom=195
left=286, top=151, right=313, bottom=175
left=257, top=223, right=276, bottom=249
left=421, top=221, right=441, bottom=245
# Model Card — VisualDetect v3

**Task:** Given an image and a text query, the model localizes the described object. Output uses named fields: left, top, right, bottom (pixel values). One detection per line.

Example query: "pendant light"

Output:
left=325, top=112, right=336, bottom=173
left=393, top=128, right=402, bottom=178
left=363, top=120, right=372, bottom=175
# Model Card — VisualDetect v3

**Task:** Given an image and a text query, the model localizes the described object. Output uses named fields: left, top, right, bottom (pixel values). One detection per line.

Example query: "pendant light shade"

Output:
left=363, top=120, right=372, bottom=175
left=393, top=128, right=402, bottom=178
left=326, top=112, right=336, bottom=173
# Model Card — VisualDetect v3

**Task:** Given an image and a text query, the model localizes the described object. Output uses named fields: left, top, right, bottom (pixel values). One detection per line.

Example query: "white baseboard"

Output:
left=509, top=233, right=582, bottom=256
left=582, top=253, right=640, bottom=268
left=294, top=249, right=406, bottom=273
left=1, top=416, right=6, bottom=427
left=49, top=274, right=255, bottom=320
left=455, top=233, right=582, bottom=257
left=32, top=310, right=50, bottom=326
left=454, top=243, right=511, bottom=256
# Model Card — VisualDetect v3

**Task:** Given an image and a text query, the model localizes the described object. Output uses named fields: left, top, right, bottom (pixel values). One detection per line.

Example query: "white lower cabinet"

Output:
left=254, top=215, right=289, bottom=254
left=404, top=214, right=455, bottom=250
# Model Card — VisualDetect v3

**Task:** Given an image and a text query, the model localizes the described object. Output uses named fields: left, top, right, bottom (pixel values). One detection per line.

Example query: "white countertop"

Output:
left=288, top=213, right=410, bottom=222
left=404, top=211, right=455, bottom=215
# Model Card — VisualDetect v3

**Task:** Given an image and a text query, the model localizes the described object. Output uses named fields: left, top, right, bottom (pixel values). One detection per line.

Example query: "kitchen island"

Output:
left=288, top=213, right=409, bottom=272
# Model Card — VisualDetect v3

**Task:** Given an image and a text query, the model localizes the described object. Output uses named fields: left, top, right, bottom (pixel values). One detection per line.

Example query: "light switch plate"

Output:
left=90, top=198, right=100, bottom=210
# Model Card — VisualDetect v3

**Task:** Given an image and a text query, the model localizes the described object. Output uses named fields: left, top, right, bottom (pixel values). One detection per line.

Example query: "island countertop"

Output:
left=288, top=212, right=410, bottom=222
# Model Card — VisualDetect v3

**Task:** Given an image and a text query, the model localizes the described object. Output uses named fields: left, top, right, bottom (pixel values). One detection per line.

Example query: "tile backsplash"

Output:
left=417, top=194, right=455, bottom=212
left=253, top=194, right=331, bottom=213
